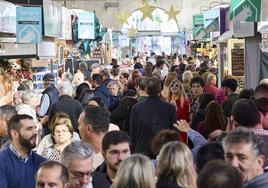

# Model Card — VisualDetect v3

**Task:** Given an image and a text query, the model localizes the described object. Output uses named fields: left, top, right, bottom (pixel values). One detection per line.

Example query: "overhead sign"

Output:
left=230, top=0, right=262, bottom=22
left=78, top=12, right=95, bottom=39
left=16, top=7, right=42, bottom=44
left=192, top=15, right=210, bottom=40
left=203, top=8, right=226, bottom=35
left=261, top=0, right=268, bottom=21
left=0, top=1, right=16, bottom=34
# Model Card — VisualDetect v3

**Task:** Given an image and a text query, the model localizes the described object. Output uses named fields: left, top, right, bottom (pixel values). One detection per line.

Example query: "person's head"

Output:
left=197, top=160, right=243, bottom=188
left=87, top=96, right=106, bottom=107
left=146, top=77, right=162, bottom=96
left=78, top=89, right=94, bottom=107
left=107, top=81, right=120, bottom=96
left=199, top=93, right=215, bottom=110
left=163, top=72, right=176, bottom=87
left=110, top=67, right=120, bottom=78
left=58, top=81, right=73, bottom=96
left=100, top=69, right=110, bottom=81
left=238, top=88, right=255, bottom=100
left=79, top=62, right=88, bottom=73
left=43, top=73, right=54, bottom=88
left=62, top=72, right=73, bottom=83
left=8, top=114, right=37, bottom=150
left=36, top=161, right=69, bottom=188
left=90, top=63, right=101, bottom=75
left=75, top=83, right=90, bottom=100
left=168, top=79, right=187, bottom=100
left=111, top=154, right=155, bottom=188
left=61, top=141, right=94, bottom=188
left=13, top=91, right=23, bottom=105
left=231, top=99, right=261, bottom=128
left=136, top=76, right=148, bottom=92
left=190, top=76, right=205, bottom=98
left=102, top=131, right=131, bottom=174
left=182, top=70, right=193, bottom=83
left=221, top=78, right=238, bottom=96
left=21, top=90, right=39, bottom=108
left=255, top=97, right=268, bottom=129
left=255, top=84, right=268, bottom=99
left=91, top=74, right=103, bottom=88
left=156, top=59, right=165, bottom=70
left=0, top=105, right=17, bottom=137
left=49, top=113, right=73, bottom=145
left=78, top=106, right=110, bottom=143
left=196, top=142, right=225, bottom=172
left=156, top=141, right=197, bottom=188
left=151, top=129, right=179, bottom=156
left=203, top=101, right=226, bottom=137
left=207, top=73, right=216, bottom=85
left=223, top=127, right=265, bottom=183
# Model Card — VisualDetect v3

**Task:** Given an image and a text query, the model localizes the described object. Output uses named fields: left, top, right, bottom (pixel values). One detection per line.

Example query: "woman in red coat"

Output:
left=167, top=79, right=190, bottom=142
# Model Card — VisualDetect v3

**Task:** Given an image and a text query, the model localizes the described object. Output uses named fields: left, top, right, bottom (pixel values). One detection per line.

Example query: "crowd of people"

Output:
left=0, top=52, right=268, bottom=188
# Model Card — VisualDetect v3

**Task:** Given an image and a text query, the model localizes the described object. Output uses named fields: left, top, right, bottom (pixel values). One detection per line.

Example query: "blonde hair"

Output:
left=182, top=71, right=193, bottom=83
left=164, top=72, right=176, bottom=87
left=49, top=112, right=73, bottom=136
left=156, top=141, right=197, bottom=188
left=168, top=79, right=188, bottom=108
left=111, top=154, right=155, bottom=188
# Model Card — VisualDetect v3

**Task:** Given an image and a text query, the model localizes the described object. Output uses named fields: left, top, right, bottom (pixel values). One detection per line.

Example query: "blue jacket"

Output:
left=94, top=85, right=111, bottom=107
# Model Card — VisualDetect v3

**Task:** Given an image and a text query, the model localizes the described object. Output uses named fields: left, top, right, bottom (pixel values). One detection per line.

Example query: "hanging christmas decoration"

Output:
left=166, top=4, right=180, bottom=21
left=141, top=0, right=157, bottom=4
left=128, top=25, right=137, bottom=37
left=116, top=11, right=131, bottom=26
left=139, top=2, right=155, bottom=21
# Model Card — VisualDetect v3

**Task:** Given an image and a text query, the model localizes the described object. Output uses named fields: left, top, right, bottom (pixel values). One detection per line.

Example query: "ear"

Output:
left=101, top=150, right=105, bottom=158
left=86, top=124, right=93, bottom=133
left=257, top=155, right=265, bottom=170
left=10, top=129, right=18, bottom=139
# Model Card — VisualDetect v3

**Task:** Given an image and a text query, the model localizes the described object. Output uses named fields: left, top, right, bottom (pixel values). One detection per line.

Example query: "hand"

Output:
left=173, top=120, right=191, bottom=133
left=208, top=129, right=223, bottom=141
left=40, top=115, right=49, bottom=125
left=226, top=116, right=236, bottom=131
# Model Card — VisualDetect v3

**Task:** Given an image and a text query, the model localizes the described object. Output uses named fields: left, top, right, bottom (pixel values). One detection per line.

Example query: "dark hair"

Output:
left=255, top=97, right=268, bottom=115
left=146, top=77, right=162, bottom=96
left=197, top=160, right=243, bottom=188
left=255, top=84, right=268, bottom=99
left=199, top=93, right=215, bottom=110
left=231, top=99, right=261, bottom=128
left=110, top=67, right=120, bottom=77
left=221, top=78, right=238, bottom=92
left=83, top=106, right=110, bottom=133
left=38, top=161, right=69, bottom=184
left=121, top=72, right=129, bottom=80
left=136, top=76, right=148, bottom=91
left=78, top=88, right=95, bottom=106
left=43, top=73, right=54, bottom=82
left=190, top=76, right=205, bottom=87
left=144, top=62, right=153, bottom=77
left=92, top=74, right=103, bottom=85
left=156, top=60, right=165, bottom=68
left=203, top=101, right=226, bottom=138
left=196, top=142, right=224, bottom=172
left=102, top=131, right=131, bottom=151
left=88, top=96, right=106, bottom=108
left=0, top=105, right=17, bottom=121
left=17, top=83, right=30, bottom=91
left=223, top=127, right=264, bottom=157
left=151, top=130, right=179, bottom=155
left=238, top=88, right=255, bottom=100
left=122, top=89, right=137, bottom=98
left=8, top=114, right=33, bottom=138
left=134, top=62, right=143, bottom=69
left=75, top=83, right=90, bottom=100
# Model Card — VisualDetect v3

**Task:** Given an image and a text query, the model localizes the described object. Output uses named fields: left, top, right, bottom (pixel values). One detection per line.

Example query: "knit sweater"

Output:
left=0, top=147, right=46, bottom=188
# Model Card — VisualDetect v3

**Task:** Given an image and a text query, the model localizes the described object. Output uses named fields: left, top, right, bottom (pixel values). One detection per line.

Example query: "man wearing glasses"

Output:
left=96, top=131, right=131, bottom=185
left=61, top=141, right=110, bottom=188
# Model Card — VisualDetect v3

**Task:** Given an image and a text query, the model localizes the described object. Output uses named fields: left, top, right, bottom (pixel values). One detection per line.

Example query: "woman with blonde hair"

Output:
left=168, top=79, right=190, bottom=142
left=156, top=141, right=197, bottom=188
left=161, top=72, right=176, bottom=99
left=111, top=154, right=155, bottom=188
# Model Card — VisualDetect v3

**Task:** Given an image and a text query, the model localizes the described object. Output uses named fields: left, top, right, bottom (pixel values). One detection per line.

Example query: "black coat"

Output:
left=129, top=96, right=176, bottom=159
left=157, top=177, right=182, bottom=188
left=48, top=95, right=82, bottom=132
left=92, top=171, right=111, bottom=188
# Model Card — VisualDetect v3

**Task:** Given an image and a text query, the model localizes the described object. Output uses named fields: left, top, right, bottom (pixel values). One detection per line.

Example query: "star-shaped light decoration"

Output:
left=128, top=25, right=137, bottom=37
left=139, top=2, right=155, bottom=21
left=115, top=11, right=131, bottom=26
left=167, top=4, right=180, bottom=22
left=141, top=0, right=157, bottom=4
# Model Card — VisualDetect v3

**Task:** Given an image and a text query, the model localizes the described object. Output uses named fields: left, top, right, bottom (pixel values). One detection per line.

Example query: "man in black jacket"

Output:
left=129, top=77, right=176, bottom=159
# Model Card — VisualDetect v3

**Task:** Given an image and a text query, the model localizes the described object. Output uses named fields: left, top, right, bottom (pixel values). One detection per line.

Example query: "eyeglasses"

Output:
left=69, top=169, right=94, bottom=180
left=170, top=84, right=180, bottom=87
left=54, top=129, right=69, bottom=135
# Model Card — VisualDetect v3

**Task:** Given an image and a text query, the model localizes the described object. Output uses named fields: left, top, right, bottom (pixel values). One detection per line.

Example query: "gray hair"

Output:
left=21, top=90, right=38, bottom=104
left=0, top=105, right=17, bottom=121
left=182, top=71, right=193, bottom=83
left=223, top=127, right=264, bottom=158
left=62, top=72, right=73, bottom=82
left=58, top=81, right=73, bottom=96
left=107, top=81, right=120, bottom=89
left=61, top=141, right=93, bottom=168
